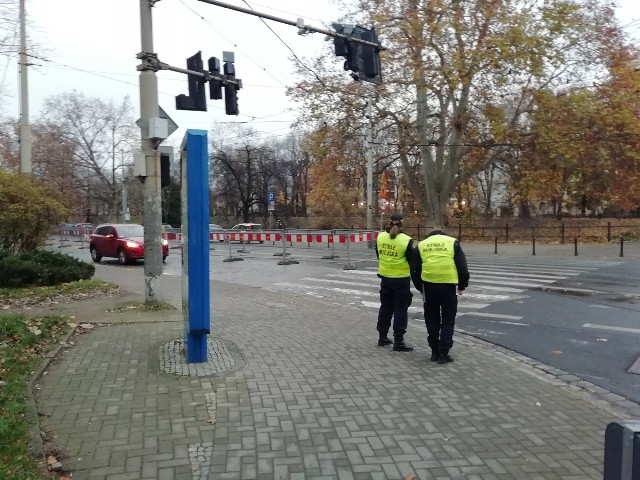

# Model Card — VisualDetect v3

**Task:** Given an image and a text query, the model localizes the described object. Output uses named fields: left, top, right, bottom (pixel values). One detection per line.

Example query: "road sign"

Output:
left=159, top=106, right=179, bottom=138
left=267, top=192, right=275, bottom=201
left=379, top=198, right=388, bottom=210
left=135, top=106, right=179, bottom=141
left=268, top=200, right=275, bottom=211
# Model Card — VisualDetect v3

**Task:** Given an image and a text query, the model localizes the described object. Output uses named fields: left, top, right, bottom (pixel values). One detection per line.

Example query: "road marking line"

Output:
left=470, top=268, right=568, bottom=280
left=460, top=312, right=524, bottom=321
left=360, top=300, right=490, bottom=310
left=472, top=274, right=557, bottom=284
left=583, top=323, right=640, bottom=335
left=466, top=277, right=550, bottom=288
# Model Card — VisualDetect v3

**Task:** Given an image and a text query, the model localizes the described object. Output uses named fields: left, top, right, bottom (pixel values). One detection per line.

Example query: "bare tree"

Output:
left=40, top=91, right=136, bottom=222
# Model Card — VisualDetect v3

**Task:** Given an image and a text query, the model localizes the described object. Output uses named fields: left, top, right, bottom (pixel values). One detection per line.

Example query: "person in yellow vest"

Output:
left=376, top=212, right=420, bottom=352
left=411, top=226, right=469, bottom=364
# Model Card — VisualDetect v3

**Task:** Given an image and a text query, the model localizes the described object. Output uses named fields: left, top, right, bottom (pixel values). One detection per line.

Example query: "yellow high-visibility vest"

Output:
left=418, top=234, right=458, bottom=284
left=377, top=231, right=411, bottom=278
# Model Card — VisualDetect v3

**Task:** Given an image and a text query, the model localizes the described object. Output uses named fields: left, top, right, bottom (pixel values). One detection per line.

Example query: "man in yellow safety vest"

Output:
left=376, top=212, right=420, bottom=352
left=411, top=226, right=469, bottom=364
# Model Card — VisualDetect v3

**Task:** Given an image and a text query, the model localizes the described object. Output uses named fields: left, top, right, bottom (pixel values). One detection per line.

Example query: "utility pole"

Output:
left=138, top=0, right=162, bottom=303
left=19, top=0, right=31, bottom=175
left=366, top=93, right=373, bottom=234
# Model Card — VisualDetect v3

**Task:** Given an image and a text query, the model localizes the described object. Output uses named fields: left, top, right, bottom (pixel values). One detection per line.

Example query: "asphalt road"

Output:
left=56, top=238, right=640, bottom=404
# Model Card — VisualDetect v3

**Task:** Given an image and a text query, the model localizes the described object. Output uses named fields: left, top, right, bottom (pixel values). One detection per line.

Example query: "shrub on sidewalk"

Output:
left=0, top=250, right=94, bottom=289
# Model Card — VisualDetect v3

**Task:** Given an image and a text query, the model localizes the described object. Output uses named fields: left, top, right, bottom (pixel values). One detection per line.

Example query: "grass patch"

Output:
left=0, top=314, right=71, bottom=479
left=0, top=279, right=115, bottom=302
left=107, top=301, right=175, bottom=313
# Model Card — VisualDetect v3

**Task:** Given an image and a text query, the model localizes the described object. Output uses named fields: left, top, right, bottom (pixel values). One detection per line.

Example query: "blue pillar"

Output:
left=181, top=129, right=210, bottom=363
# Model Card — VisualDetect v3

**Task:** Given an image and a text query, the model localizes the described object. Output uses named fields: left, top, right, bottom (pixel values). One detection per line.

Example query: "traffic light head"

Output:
left=208, top=57, right=223, bottom=100
left=331, top=24, right=382, bottom=85
left=223, top=61, right=240, bottom=116
left=175, top=52, right=207, bottom=111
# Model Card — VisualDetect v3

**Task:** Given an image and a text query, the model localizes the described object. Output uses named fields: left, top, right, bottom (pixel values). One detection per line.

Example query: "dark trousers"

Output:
left=377, top=276, right=412, bottom=339
left=423, top=282, right=458, bottom=353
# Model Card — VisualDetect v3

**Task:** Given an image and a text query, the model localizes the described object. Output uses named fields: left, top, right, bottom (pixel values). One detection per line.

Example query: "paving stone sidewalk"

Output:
left=34, top=281, right=637, bottom=480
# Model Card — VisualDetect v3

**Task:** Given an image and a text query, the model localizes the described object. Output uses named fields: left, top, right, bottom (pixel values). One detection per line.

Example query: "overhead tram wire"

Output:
left=239, top=0, right=326, bottom=24
left=37, top=60, right=295, bottom=121
left=240, top=0, right=333, bottom=90
left=176, top=0, right=291, bottom=87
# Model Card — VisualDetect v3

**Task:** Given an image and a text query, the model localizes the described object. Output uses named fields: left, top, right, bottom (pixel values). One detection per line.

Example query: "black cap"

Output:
left=390, top=212, right=403, bottom=222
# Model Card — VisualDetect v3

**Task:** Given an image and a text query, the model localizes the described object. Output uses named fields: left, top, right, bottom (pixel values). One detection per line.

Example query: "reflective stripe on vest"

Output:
left=418, top=234, right=458, bottom=284
left=377, top=231, right=411, bottom=278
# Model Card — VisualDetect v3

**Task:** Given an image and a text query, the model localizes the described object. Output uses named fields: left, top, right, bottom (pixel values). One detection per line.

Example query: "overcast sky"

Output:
left=2, top=0, right=640, bottom=146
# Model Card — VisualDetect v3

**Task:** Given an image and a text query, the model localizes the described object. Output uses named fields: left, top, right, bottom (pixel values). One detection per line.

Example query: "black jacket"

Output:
left=410, top=230, right=470, bottom=291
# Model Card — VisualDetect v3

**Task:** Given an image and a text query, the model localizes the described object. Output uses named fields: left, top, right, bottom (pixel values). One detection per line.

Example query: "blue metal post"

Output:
left=181, top=130, right=210, bottom=363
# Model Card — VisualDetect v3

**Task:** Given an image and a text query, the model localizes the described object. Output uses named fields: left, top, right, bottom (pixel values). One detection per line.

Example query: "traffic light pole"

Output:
left=138, top=0, right=163, bottom=303
left=195, top=0, right=380, bottom=49
left=366, top=93, right=374, bottom=236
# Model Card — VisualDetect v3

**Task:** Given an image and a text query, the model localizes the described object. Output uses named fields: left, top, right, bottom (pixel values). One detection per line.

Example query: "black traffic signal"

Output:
left=356, top=26, right=382, bottom=83
left=223, top=61, right=241, bottom=116
left=159, top=146, right=173, bottom=188
left=176, top=52, right=207, bottom=111
left=160, top=153, right=171, bottom=188
left=332, top=24, right=382, bottom=85
left=208, top=57, right=223, bottom=100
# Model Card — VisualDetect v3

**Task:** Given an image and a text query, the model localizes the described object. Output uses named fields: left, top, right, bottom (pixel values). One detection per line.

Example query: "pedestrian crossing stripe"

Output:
left=269, top=259, right=618, bottom=320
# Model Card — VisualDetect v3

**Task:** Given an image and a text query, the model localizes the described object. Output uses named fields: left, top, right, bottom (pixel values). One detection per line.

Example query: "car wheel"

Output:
left=259, top=241, right=264, bottom=244
left=118, top=248, right=128, bottom=265
left=90, top=245, right=102, bottom=263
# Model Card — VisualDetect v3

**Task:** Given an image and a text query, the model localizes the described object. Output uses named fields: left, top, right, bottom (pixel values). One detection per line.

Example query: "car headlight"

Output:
left=126, top=241, right=141, bottom=248
left=162, top=239, right=168, bottom=246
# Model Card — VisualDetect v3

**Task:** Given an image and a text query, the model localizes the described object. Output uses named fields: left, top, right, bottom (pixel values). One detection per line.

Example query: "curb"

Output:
left=25, top=325, right=78, bottom=465
left=456, top=329, right=640, bottom=418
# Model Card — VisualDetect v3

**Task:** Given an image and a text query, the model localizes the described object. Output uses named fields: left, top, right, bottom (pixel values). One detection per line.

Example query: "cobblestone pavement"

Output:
left=35, top=281, right=636, bottom=480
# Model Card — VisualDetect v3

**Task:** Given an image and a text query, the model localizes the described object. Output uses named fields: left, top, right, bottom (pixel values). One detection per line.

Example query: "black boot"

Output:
left=378, top=336, right=392, bottom=346
left=392, top=338, right=414, bottom=352
left=430, top=349, right=439, bottom=362
left=437, top=352, right=453, bottom=364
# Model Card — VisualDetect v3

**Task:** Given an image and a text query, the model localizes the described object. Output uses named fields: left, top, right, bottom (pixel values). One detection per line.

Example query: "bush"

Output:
left=0, top=250, right=94, bottom=289
left=0, top=170, right=68, bottom=253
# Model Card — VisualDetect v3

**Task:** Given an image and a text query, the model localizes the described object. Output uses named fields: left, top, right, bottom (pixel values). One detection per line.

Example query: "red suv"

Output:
left=89, top=224, right=169, bottom=265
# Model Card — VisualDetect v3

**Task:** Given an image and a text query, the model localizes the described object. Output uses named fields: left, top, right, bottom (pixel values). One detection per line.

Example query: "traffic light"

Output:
left=159, top=146, right=173, bottom=188
left=332, top=24, right=382, bottom=85
left=208, top=57, right=223, bottom=100
left=223, top=61, right=241, bottom=116
left=160, top=153, right=171, bottom=187
left=357, top=26, right=382, bottom=83
left=176, top=52, right=207, bottom=111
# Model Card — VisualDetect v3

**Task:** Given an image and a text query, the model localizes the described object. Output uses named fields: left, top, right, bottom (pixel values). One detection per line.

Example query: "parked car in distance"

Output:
left=75, top=223, right=95, bottom=231
left=209, top=223, right=226, bottom=242
left=230, top=223, right=264, bottom=244
left=162, top=224, right=174, bottom=232
left=89, top=223, right=169, bottom=265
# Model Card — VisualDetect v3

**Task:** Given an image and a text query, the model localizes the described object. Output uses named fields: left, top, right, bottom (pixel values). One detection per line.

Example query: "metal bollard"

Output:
left=604, top=420, right=640, bottom=479
left=494, top=237, right=498, bottom=255
left=620, top=237, right=624, bottom=258
left=574, top=237, right=578, bottom=256
left=532, top=236, right=536, bottom=256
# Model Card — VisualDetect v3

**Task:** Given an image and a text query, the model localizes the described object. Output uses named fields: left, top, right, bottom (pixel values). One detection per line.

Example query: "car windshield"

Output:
left=117, top=225, right=144, bottom=238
